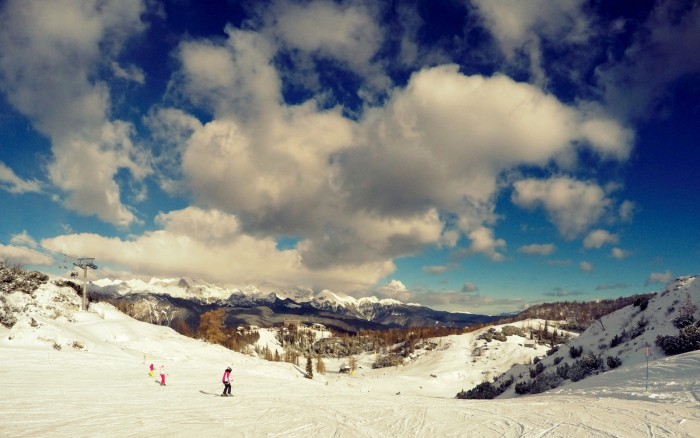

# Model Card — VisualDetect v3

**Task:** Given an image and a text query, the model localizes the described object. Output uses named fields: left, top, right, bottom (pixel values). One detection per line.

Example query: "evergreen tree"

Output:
left=305, top=355, right=313, bottom=379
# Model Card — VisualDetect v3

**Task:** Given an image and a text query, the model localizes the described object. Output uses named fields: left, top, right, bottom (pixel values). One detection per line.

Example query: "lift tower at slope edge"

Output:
left=73, top=258, right=97, bottom=311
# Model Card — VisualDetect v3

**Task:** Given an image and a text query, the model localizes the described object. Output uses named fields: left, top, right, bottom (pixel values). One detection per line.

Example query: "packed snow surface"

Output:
left=1, top=280, right=699, bottom=437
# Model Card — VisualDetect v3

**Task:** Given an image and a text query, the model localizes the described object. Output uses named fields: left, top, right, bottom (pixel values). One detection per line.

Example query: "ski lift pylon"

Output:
left=59, top=254, right=69, bottom=270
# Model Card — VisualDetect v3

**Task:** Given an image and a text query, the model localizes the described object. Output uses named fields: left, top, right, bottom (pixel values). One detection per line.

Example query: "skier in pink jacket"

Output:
left=222, top=367, right=232, bottom=397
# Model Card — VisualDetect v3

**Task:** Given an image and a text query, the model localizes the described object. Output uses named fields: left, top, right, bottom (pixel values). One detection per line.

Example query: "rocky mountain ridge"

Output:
left=87, top=277, right=496, bottom=331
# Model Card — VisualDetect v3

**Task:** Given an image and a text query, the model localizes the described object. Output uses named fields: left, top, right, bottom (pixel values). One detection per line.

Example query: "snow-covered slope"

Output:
left=486, top=275, right=700, bottom=399
left=2, top=276, right=700, bottom=435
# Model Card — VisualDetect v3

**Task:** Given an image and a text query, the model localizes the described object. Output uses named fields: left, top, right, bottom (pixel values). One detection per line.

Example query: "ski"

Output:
left=199, top=390, right=233, bottom=397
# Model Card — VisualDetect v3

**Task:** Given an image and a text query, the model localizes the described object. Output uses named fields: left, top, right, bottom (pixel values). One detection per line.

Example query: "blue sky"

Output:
left=0, top=0, right=699, bottom=314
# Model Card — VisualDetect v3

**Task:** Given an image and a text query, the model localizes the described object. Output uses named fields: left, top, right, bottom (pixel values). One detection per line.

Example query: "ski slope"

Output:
left=1, top=282, right=699, bottom=437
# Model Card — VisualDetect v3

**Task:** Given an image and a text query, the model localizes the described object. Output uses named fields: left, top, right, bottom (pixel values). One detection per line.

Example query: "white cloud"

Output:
left=266, top=0, right=384, bottom=85
left=422, top=264, right=451, bottom=275
left=611, top=247, right=630, bottom=260
left=374, top=284, right=526, bottom=314
left=173, top=30, right=450, bottom=269
left=342, top=67, right=628, bottom=215
left=0, top=0, right=150, bottom=226
left=619, top=200, right=636, bottom=222
left=543, top=287, right=586, bottom=297
left=646, top=270, right=673, bottom=285
left=467, top=227, right=506, bottom=262
left=578, top=116, right=633, bottom=161
left=178, top=28, right=280, bottom=118
left=144, top=107, right=203, bottom=194
left=579, top=261, right=593, bottom=272
left=166, top=28, right=633, bottom=281
left=512, top=176, right=612, bottom=239
left=596, top=282, right=629, bottom=291
left=461, top=282, right=479, bottom=293
left=339, top=67, right=629, bottom=254
left=0, top=162, right=41, bottom=194
left=0, top=243, right=53, bottom=266
left=0, top=231, right=53, bottom=265
left=472, top=0, right=591, bottom=83
left=376, top=279, right=412, bottom=302
left=111, top=61, right=145, bottom=84
left=518, top=243, right=555, bottom=256
left=42, top=207, right=395, bottom=292
left=473, top=0, right=590, bottom=55
left=596, top=2, right=700, bottom=119
left=583, top=229, right=619, bottom=249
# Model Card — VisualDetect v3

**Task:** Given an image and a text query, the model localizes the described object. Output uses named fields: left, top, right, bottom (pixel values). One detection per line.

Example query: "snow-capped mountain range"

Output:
left=87, top=277, right=495, bottom=330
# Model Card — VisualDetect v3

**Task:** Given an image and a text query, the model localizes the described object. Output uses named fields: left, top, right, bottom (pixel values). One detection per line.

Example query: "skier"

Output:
left=222, top=367, right=232, bottom=397
left=149, top=363, right=154, bottom=377
left=159, top=365, right=167, bottom=386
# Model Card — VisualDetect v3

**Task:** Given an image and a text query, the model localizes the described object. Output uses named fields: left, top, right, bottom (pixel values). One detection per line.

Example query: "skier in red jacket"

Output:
left=222, top=367, right=232, bottom=397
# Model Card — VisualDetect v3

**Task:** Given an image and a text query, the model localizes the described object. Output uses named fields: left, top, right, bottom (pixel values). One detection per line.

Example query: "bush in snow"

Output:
left=0, top=297, right=18, bottom=328
left=528, top=372, right=563, bottom=395
left=672, top=314, right=696, bottom=330
left=546, top=345, right=559, bottom=356
left=569, top=345, right=583, bottom=358
left=511, top=371, right=563, bottom=397
left=633, top=296, right=649, bottom=311
left=372, top=353, right=403, bottom=369
left=501, top=325, right=525, bottom=337
left=609, top=331, right=626, bottom=348
left=529, top=361, right=545, bottom=378
left=514, top=380, right=531, bottom=395
left=53, top=280, right=82, bottom=299
left=477, top=328, right=495, bottom=342
left=553, top=356, right=564, bottom=365
left=456, top=381, right=498, bottom=399
left=606, top=356, right=622, bottom=369
left=0, top=263, right=48, bottom=295
left=457, top=375, right=515, bottom=400
left=478, top=328, right=507, bottom=343
left=556, top=362, right=570, bottom=379
left=569, top=353, right=603, bottom=382
left=671, top=295, right=697, bottom=329
left=655, top=322, right=700, bottom=356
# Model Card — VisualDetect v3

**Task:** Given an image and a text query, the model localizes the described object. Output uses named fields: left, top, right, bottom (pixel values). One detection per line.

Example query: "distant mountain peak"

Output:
left=87, top=276, right=497, bottom=329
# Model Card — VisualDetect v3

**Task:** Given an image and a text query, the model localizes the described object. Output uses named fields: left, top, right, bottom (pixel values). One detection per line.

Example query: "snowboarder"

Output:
left=159, top=365, right=167, bottom=386
left=222, top=367, right=232, bottom=396
left=149, top=363, right=154, bottom=377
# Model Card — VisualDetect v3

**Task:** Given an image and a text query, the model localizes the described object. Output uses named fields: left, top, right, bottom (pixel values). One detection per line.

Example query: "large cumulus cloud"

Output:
left=0, top=0, right=150, bottom=226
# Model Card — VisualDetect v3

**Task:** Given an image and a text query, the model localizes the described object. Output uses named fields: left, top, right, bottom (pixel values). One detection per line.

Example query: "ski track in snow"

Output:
left=2, top=346, right=699, bottom=437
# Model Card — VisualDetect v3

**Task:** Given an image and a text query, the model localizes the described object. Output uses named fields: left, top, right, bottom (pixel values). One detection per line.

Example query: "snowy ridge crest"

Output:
left=89, top=277, right=426, bottom=320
